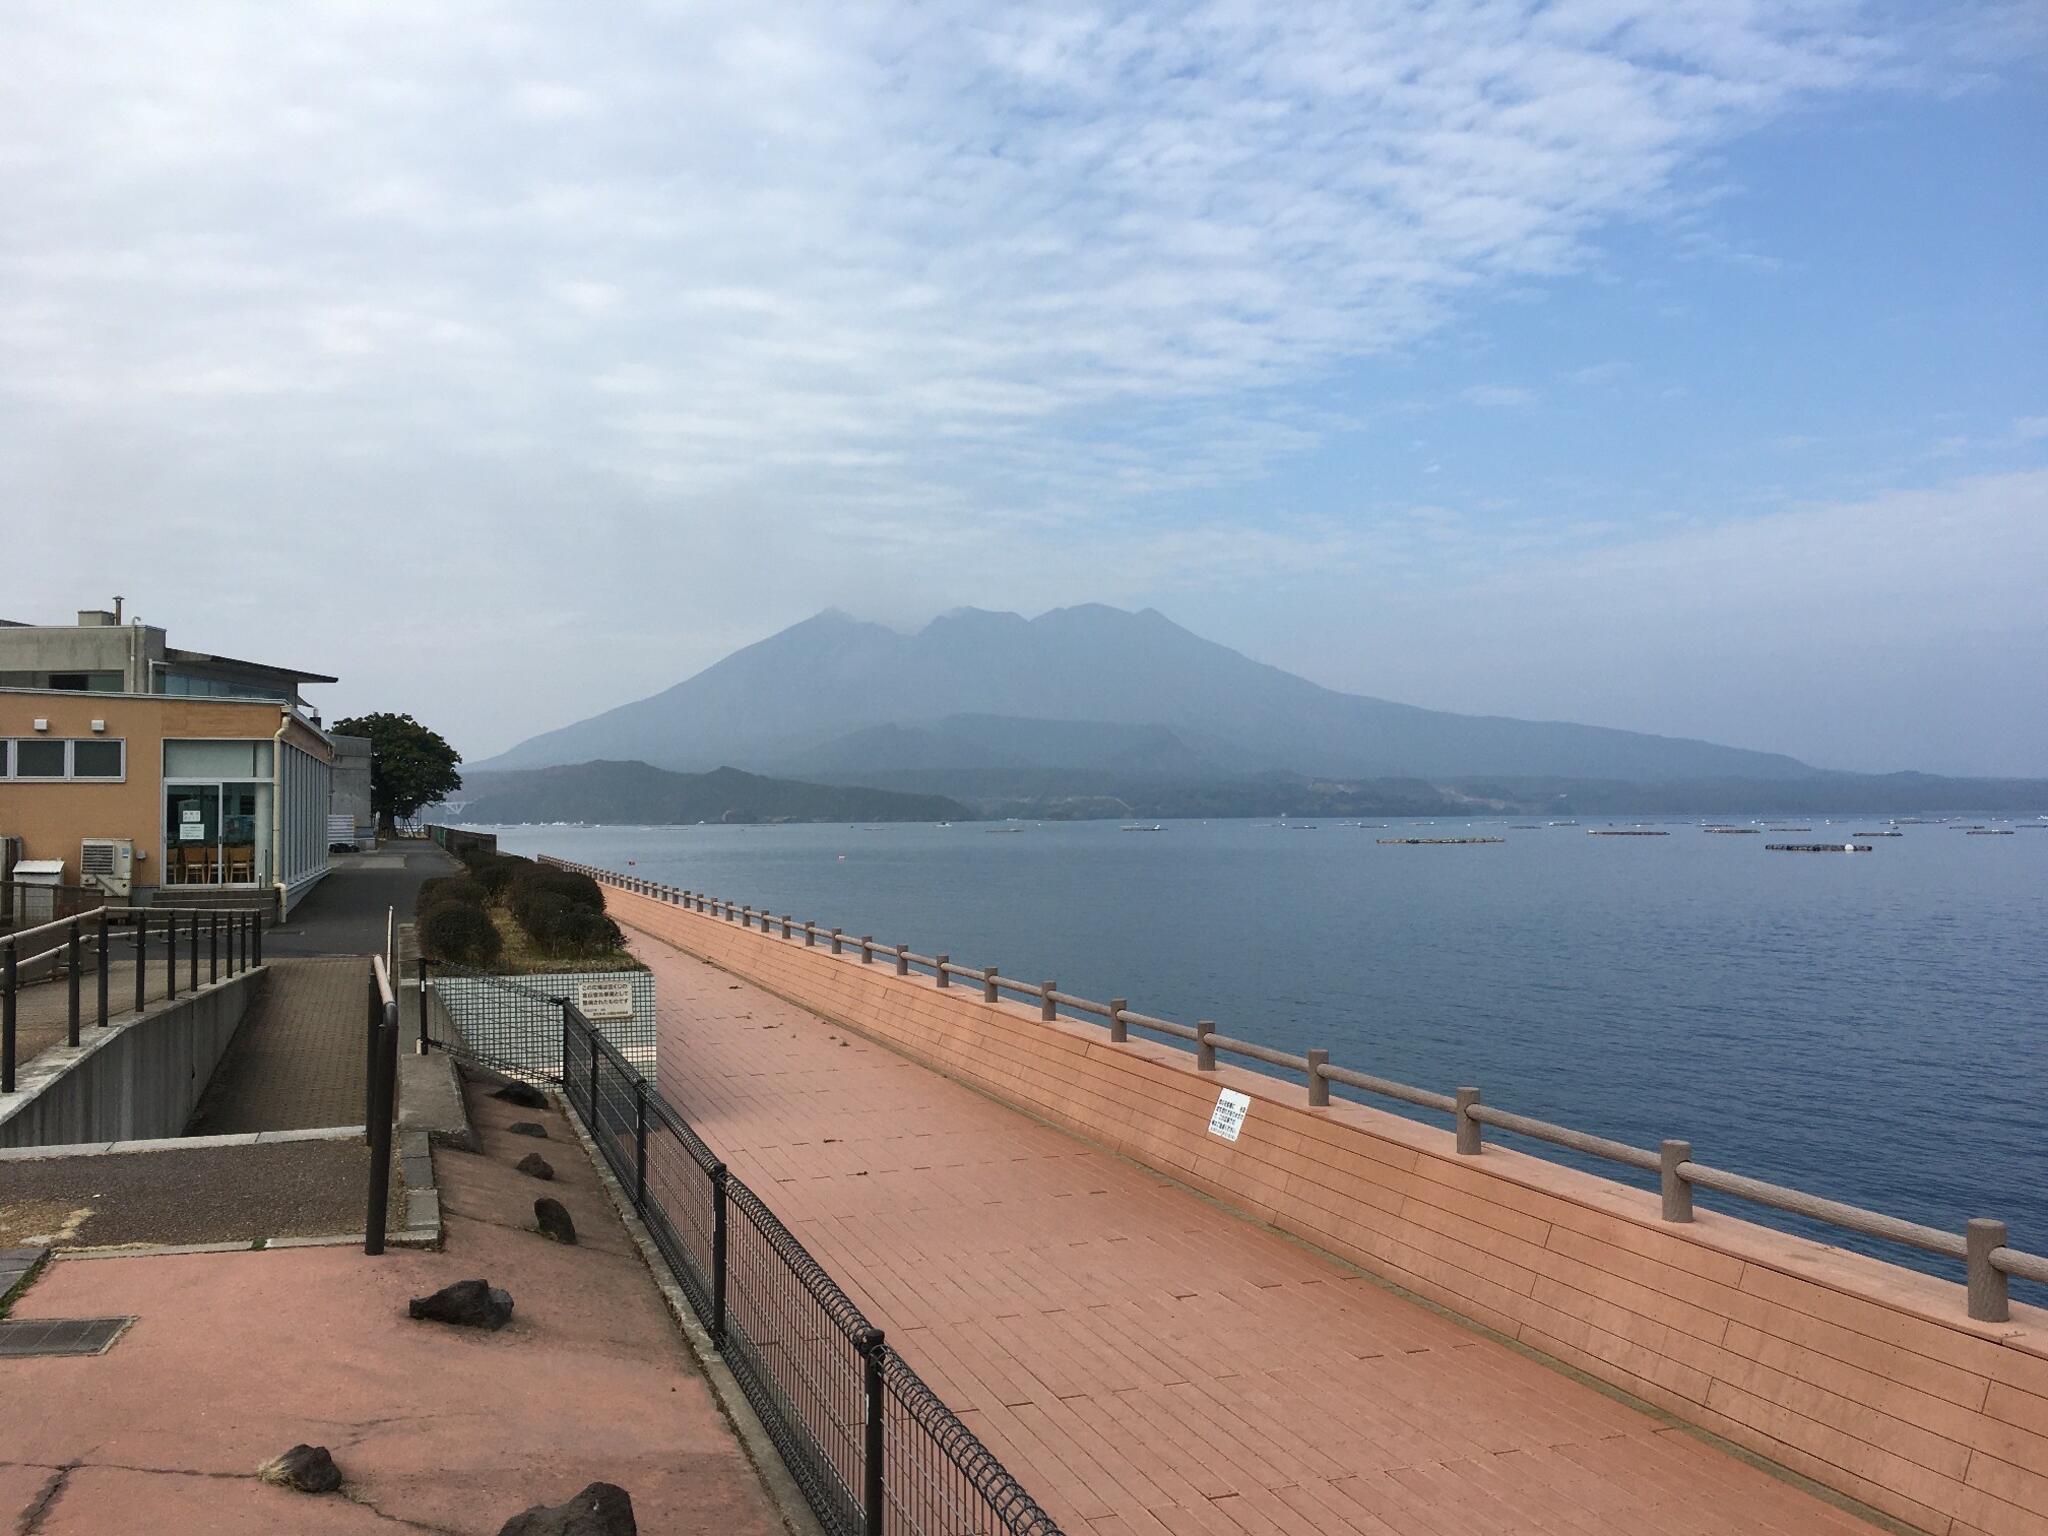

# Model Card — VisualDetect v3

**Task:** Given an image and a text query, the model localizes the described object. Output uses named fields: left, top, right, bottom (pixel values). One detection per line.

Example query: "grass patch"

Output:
left=486, top=899, right=644, bottom=974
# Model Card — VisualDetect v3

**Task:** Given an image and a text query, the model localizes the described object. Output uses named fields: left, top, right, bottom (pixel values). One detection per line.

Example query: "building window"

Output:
left=3, top=738, right=126, bottom=780
left=72, top=740, right=125, bottom=778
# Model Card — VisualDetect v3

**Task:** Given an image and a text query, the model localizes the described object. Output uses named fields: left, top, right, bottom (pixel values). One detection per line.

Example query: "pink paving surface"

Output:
left=642, top=937, right=1885, bottom=1536
left=0, top=1083, right=787, bottom=1536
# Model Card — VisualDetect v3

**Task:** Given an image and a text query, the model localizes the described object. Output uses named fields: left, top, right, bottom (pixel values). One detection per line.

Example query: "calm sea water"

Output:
left=489, top=816, right=2046, bottom=1293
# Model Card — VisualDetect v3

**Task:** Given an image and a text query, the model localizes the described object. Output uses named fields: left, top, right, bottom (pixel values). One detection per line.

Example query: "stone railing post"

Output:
left=1108, top=998, right=1127, bottom=1043
left=1455, top=1087, right=1482, bottom=1154
left=1040, top=982, right=1056, bottom=1022
left=1968, top=1218, right=2010, bottom=1322
left=895, top=945, right=909, bottom=976
left=935, top=954, right=949, bottom=988
left=983, top=966, right=998, bottom=1004
left=1661, top=1140, right=1694, bottom=1221
left=1307, top=1048, right=1329, bottom=1107
left=1195, top=1020, right=1216, bottom=1071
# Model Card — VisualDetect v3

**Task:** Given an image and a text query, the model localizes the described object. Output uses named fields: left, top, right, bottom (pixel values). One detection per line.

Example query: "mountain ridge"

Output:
left=476, top=604, right=1817, bottom=782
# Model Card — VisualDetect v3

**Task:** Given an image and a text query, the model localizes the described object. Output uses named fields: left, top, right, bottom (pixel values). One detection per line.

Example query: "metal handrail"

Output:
left=543, top=857, right=2048, bottom=1324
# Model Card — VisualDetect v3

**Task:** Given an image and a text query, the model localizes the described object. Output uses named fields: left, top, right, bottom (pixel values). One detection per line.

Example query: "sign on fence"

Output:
left=1208, top=1088, right=1250, bottom=1142
left=578, top=978, right=635, bottom=1020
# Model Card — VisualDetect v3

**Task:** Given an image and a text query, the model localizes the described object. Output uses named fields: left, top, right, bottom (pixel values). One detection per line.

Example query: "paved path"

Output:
left=186, top=959, right=371, bottom=1134
left=0, top=1078, right=788, bottom=1535
left=639, top=936, right=1880, bottom=1536
left=265, top=841, right=457, bottom=959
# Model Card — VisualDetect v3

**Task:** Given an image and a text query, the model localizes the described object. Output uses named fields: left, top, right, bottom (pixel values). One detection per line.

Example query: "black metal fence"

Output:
left=1, top=906, right=264, bottom=1093
left=558, top=1002, right=1064, bottom=1536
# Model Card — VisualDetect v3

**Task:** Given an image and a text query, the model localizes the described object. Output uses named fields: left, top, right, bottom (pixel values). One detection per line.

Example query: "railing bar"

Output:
left=1205, top=1033, right=1310, bottom=1073
left=1681, top=1163, right=1966, bottom=1258
left=1320, top=1064, right=1460, bottom=1114
left=1468, top=1104, right=1661, bottom=1171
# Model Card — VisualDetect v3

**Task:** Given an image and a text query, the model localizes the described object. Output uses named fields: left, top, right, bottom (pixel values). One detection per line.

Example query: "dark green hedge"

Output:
left=418, top=899, right=504, bottom=966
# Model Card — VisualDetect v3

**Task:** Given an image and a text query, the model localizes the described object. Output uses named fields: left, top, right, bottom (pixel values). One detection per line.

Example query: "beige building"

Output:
left=0, top=605, right=338, bottom=914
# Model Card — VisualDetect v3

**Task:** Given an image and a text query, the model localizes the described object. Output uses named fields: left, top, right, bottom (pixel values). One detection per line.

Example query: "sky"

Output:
left=2, top=1, right=2043, bottom=776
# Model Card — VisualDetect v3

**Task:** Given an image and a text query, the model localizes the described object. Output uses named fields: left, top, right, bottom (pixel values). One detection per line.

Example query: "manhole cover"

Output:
left=0, top=1317, right=134, bottom=1358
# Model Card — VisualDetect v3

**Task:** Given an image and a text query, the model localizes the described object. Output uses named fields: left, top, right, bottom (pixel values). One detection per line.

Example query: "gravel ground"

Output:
left=0, top=1139, right=402, bottom=1250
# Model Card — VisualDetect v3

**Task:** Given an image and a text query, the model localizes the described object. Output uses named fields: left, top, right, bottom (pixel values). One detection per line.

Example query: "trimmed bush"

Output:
left=509, top=865, right=606, bottom=912
left=510, top=889, right=624, bottom=957
left=462, top=852, right=532, bottom=896
left=419, top=899, right=504, bottom=966
left=417, top=874, right=486, bottom=913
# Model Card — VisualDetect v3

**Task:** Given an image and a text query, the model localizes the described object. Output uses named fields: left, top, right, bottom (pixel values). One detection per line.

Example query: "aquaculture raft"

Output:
left=1375, top=836, right=1505, bottom=845
left=1767, top=842, right=1873, bottom=853
left=1588, top=829, right=1668, bottom=836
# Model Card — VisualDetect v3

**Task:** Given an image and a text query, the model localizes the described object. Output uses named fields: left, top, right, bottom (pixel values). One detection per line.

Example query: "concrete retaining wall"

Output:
left=0, top=969, right=264, bottom=1148
left=606, top=884, right=2048, bottom=1536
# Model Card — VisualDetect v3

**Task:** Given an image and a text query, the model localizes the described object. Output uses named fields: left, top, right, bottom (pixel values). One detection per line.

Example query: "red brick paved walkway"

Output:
left=639, top=936, right=1881, bottom=1536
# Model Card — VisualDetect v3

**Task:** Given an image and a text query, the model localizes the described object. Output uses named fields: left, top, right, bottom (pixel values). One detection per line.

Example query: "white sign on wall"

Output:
left=577, top=979, right=635, bottom=1020
left=1208, top=1088, right=1251, bottom=1142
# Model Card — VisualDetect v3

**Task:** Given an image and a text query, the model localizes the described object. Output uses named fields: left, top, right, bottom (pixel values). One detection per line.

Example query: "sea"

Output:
left=486, top=814, right=2046, bottom=1296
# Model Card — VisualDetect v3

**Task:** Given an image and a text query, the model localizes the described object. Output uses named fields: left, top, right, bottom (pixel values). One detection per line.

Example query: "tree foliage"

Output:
left=333, top=711, right=463, bottom=828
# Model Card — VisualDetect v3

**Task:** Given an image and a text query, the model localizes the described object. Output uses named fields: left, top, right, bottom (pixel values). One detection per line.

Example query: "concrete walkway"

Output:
left=0, top=1077, right=791, bottom=1535
left=186, top=959, right=371, bottom=1134
left=637, top=935, right=1882, bottom=1536
left=266, top=842, right=458, bottom=959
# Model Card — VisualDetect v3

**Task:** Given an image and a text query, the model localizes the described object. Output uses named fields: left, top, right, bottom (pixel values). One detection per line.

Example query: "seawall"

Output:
left=597, top=881, right=2048, bottom=1536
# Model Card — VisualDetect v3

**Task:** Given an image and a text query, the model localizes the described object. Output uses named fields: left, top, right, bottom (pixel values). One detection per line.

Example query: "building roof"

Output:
left=165, top=647, right=339, bottom=685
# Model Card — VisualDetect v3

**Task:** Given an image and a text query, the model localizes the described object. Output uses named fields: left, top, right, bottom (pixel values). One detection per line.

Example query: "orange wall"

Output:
left=603, top=882, right=2048, bottom=1536
left=0, top=693, right=313, bottom=884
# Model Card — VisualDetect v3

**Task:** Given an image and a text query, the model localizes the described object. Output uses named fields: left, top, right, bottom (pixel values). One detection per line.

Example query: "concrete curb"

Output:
left=559, top=1090, right=826, bottom=1536
left=0, top=1124, right=366, bottom=1161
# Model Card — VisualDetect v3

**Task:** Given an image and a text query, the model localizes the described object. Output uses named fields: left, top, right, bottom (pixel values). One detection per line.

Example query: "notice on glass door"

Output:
left=1208, top=1088, right=1250, bottom=1142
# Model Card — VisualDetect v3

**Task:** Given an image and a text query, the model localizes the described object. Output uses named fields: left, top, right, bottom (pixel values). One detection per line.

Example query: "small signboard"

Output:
left=178, top=822, right=204, bottom=842
left=577, top=979, right=635, bottom=1021
left=1207, top=1088, right=1250, bottom=1143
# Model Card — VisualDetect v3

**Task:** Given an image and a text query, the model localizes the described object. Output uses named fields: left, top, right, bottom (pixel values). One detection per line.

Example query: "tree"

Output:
left=333, top=712, right=463, bottom=832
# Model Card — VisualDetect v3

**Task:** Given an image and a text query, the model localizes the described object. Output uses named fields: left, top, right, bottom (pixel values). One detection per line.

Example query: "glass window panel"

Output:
left=72, top=740, right=123, bottom=777
left=15, top=738, right=66, bottom=776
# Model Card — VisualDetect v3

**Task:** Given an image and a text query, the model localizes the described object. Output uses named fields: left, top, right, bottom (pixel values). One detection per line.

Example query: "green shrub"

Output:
left=417, top=874, right=486, bottom=915
left=462, top=852, right=533, bottom=896
left=509, top=888, right=624, bottom=956
left=418, top=899, right=504, bottom=966
left=509, top=865, right=606, bottom=912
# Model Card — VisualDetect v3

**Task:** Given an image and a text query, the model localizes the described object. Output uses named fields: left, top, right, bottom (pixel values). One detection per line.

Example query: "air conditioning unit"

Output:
left=81, top=837, right=135, bottom=898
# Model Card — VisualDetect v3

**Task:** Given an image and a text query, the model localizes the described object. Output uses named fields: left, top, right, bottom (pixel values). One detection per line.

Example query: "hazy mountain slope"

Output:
left=456, top=761, right=969, bottom=825
left=478, top=605, right=1816, bottom=781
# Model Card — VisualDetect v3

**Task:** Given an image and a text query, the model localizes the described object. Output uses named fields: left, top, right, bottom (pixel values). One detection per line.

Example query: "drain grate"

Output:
left=0, top=1317, right=134, bottom=1358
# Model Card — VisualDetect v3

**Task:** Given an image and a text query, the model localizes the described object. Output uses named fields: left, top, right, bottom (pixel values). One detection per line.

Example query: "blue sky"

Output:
left=2, top=2, right=2043, bottom=773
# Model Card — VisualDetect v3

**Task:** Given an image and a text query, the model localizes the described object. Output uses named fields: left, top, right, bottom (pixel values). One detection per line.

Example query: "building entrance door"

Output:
left=165, top=783, right=222, bottom=885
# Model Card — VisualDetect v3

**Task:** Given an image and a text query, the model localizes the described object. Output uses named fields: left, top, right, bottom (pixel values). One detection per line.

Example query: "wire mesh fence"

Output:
left=556, top=1002, right=1063, bottom=1536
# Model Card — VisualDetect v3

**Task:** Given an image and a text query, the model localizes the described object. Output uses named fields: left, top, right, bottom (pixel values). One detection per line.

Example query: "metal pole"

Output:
left=417, top=958, right=431, bottom=1053
left=135, top=912, right=148, bottom=1013
left=209, top=911, right=219, bottom=984
left=1967, top=1218, right=2010, bottom=1323
left=1455, top=1087, right=1483, bottom=1154
left=862, top=1330, right=885, bottom=1536
left=2, top=941, right=16, bottom=1093
left=364, top=973, right=378, bottom=1132
left=96, top=910, right=110, bottom=1027
left=252, top=912, right=263, bottom=966
left=634, top=1078, right=648, bottom=1209
left=711, top=1164, right=729, bottom=1344
left=165, top=906, right=176, bottom=1001
left=188, top=910, right=198, bottom=993
left=365, top=996, right=397, bottom=1255
left=1660, top=1140, right=1694, bottom=1222
left=67, top=918, right=82, bottom=1046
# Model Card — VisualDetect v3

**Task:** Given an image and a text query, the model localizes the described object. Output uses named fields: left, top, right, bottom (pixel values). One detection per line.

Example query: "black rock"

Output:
left=408, top=1278, right=514, bottom=1330
left=491, top=1081, right=548, bottom=1109
left=534, top=1197, right=577, bottom=1245
left=497, top=1482, right=636, bottom=1536
left=508, top=1121, right=549, bottom=1139
left=259, top=1444, right=342, bottom=1494
left=515, top=1152, right=555, bottom=1180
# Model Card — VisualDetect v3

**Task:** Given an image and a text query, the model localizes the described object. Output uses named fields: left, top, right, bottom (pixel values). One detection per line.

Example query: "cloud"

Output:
left=0, top=2, right=2033, bottom=758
